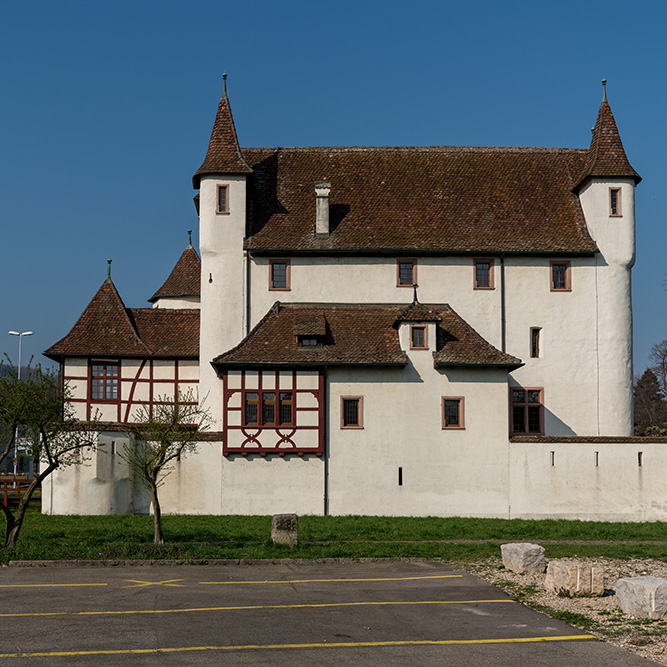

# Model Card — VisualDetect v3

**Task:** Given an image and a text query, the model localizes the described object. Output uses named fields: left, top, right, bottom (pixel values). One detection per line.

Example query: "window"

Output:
left=397, top=259, right=417, bottom=287
left=530, top=327, right=541, bottom=358
left=216, top=184, right=229, bottom=214
left=244, top=391, right=294, bottom=427
left=410, top=325, right=427, bottom=349
left=298, top=336, right=320, bottom=347
left=610, top=188, right=622, bottom=216
left=510, top=387, right=544, bottom=435
left=91, top=362, right=119, bottom=401
left=269, top=259, right=290, bottom=291
left=550, top=261, right=571, bottom=291
left=341, top=397, right=363, bottom=429
left=474, top=259, right=494, bottom=290
left=442, top=397, right=464, bottom=429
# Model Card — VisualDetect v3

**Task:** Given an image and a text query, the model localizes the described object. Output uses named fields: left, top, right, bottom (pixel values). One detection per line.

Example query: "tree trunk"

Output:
left=149, top=483, right=164, bottom=546
left=3, top=467, right=54, bottom=549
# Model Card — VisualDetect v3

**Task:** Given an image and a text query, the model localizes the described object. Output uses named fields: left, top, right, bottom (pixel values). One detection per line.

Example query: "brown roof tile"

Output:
left=44, top=279, right=199, bottom=360
left=213, top=302, right=520, bottom=369
left=574, top=100, right=641, bottom=189
left=193, top=92, right=252, bottom=188
left=396, top=301, right=443, bottom=323
left=241, top=146, right=596, bottom=254
left=149, top=247, right=201, bottom=303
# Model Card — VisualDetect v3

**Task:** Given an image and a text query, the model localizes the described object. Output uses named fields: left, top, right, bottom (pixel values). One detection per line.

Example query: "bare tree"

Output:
left=0, top=363, right=97, bottom=549
left=649, top=340, right=667, bottom=396
left=120, top=389, right=209, bottom=546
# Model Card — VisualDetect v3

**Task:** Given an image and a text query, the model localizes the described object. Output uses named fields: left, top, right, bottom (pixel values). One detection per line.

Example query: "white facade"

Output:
left=43, top=87, right=665, bottom=521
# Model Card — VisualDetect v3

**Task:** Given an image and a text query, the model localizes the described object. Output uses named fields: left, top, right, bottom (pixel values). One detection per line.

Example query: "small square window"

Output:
left=298, top=336, right=320, bottom=347
left=410, top=325, right=427, bottom=349
left=269, top=259, right=291, bottom=291
left=91, top=362, right=119, bottom=401
left=442, top=397, right=464, bottom=429
left=216, top=185, right=229, bottom=214
left=341, top=397, right=363, bottom=429
left=550, top=261, right=571, bottom=291
left=474, top=259, right=494, bottom=290
left=397, top=259, right=417, bottom=287
left=610, top=188, right=622, bottom=217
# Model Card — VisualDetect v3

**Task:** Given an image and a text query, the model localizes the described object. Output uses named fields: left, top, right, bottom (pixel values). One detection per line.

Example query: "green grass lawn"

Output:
left=2, top=514, right=667, bottom=563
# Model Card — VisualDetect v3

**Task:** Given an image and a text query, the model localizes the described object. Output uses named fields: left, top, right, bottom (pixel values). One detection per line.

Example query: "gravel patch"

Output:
left=457, top=557, right=667, bottom=665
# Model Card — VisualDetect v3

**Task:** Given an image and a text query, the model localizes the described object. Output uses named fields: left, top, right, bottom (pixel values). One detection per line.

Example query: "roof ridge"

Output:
left=243, top=145, right=588, bottom=154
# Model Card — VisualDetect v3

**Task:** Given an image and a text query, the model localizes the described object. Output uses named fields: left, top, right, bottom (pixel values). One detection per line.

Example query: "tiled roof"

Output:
left=44, top=279, right=199, bottom=359
left=574, top=100, right=641, bottom=190
left=396, top=301, right=442, bottom=323
left=213, top=302, right=520, bottom=369
left=241, top=146, right=596, bottom=254
left=192, top=92, right=252, bottom=188
left=149, top=247, right=201, bottom=303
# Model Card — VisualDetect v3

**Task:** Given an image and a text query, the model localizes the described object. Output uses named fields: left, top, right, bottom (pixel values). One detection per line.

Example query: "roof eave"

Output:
left=434, top=360, right=524, bottom=371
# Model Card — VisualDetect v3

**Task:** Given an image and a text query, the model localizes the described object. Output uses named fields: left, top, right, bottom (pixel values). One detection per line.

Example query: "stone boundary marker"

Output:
left=616, top=576, right=667, bottom=619
left=500, top=543, right=546, bottom=574
left=545, top=560, right=604, bottom=597
left=271, top=513, right=298, bottom=547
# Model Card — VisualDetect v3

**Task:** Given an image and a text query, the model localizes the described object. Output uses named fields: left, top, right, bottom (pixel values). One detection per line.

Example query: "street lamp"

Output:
left=8, top=331, right=33, bottom=476
left=8, top=331, right=33, bottom=380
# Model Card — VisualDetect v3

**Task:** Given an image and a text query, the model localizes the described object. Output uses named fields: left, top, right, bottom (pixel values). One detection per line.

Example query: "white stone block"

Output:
left=544, top=560, right=604, bottom=597
left=616, top=576, right=667, bottom=619
left=271, top=513, right=298, bottom=547
left=501, top=543, right=546, bottom=574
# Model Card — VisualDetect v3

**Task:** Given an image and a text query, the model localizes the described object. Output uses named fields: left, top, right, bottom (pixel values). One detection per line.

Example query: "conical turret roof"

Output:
left=45, top=278, right=151, bottom=357
left=192, top=79, right=252, bottom=188
left=574, top=86, right=640, bottom=190
left=149, top=245, right=201, bottom=304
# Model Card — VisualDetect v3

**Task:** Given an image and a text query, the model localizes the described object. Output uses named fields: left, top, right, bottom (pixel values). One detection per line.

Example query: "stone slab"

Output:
left=616, top=576, right=667, bottom=619
left=501, top=543, right=546, bottom=574
left=545, top=560, right=605, bottom=597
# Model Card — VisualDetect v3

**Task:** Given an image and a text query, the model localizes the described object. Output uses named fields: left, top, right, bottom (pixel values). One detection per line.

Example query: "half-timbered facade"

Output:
left=44, top=81, right=667, bottom=521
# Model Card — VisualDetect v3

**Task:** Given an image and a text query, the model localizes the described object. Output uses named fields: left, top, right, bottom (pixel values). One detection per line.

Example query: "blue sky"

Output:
left=1, top=0, right=665, bottom=375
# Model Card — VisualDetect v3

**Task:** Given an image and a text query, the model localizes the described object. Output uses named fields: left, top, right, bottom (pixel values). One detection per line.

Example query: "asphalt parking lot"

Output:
left=0, top=560, right=657, bottom=666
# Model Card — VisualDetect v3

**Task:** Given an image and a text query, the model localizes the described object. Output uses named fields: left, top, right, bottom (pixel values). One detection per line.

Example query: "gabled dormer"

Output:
left=394, top=292, right=442, bottom=354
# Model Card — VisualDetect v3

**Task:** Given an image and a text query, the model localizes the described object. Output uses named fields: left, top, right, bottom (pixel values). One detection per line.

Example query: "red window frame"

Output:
left=410, top=325, right=428, bottom=350
left=269, top=259, right=291, bottom=291
left=216, top=184, right=229, bottom=214
left=474, top=258, right=494, bottom=290
left=510, top=387, right=544, bottom=435
left=442, top=397, right=465, bottom=429
left=341, top=396, right=363, bottom=429
left=243, top=390, right=294, bottom=427
left=396, top=259, right=417, bottom=287
left=90, top=361, right=119, bottom=402
left=550, top=261, right=571, bottom=292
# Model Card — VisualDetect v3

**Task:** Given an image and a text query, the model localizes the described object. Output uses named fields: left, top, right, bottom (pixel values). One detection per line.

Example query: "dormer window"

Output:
left=410, top=325, right=427, bottom=349
left=216, top=184, right=229, bottom=214
left=298, top=336, right=321, bottom=347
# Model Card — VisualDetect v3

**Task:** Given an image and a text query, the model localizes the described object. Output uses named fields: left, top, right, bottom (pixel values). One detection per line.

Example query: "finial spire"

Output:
left=187, top=229, right=193, bottom=249
left=107, top=259, right=112, bottom=280
left=412, top=283, right=419, bottom=305
left=601, top=78, right=607, bottom=103
left=222, top=73, right=228, bottom=100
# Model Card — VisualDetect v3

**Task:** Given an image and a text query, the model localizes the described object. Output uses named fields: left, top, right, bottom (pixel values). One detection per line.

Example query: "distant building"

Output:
left=45, top=80, right=667, bottom=520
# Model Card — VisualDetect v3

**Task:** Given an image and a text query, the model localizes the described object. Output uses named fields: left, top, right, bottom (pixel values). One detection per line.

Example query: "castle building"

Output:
left=45, top=80, right=667, bottom=520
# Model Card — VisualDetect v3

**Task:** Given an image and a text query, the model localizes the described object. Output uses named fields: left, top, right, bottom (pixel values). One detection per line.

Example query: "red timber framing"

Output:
left=222, top=369, right=325, bottom=457
left=63, top=358, right=197, bottom=423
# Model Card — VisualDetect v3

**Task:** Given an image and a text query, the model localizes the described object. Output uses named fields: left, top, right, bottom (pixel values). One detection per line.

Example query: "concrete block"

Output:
left=544, top=560, right=605, bottom=597
left=501, top=543, right=546, bottom=574
left=616, top=576, right=667, bottom=619
left=271, top=513, right=298, bottom=547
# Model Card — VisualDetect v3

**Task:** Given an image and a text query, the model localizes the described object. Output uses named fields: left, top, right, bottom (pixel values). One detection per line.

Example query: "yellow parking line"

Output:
left=0, top=599, right=512, bottom=618
left=199, top=574, right=463, bottom=585
left=0, top=635, right=596, bottom=658
left=0, top=583, right=108, bottom=588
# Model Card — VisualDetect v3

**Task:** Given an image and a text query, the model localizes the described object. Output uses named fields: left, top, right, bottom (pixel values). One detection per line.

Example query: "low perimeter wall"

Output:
left=509, top=436, right=667, bottom=521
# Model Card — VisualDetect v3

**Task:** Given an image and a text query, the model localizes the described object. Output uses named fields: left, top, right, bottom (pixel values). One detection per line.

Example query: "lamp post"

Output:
left=8, top=331, right=33, bottom=477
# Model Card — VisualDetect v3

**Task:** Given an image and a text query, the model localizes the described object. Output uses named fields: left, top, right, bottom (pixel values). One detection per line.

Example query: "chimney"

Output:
left=315, top=181, right=331, bottom=236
